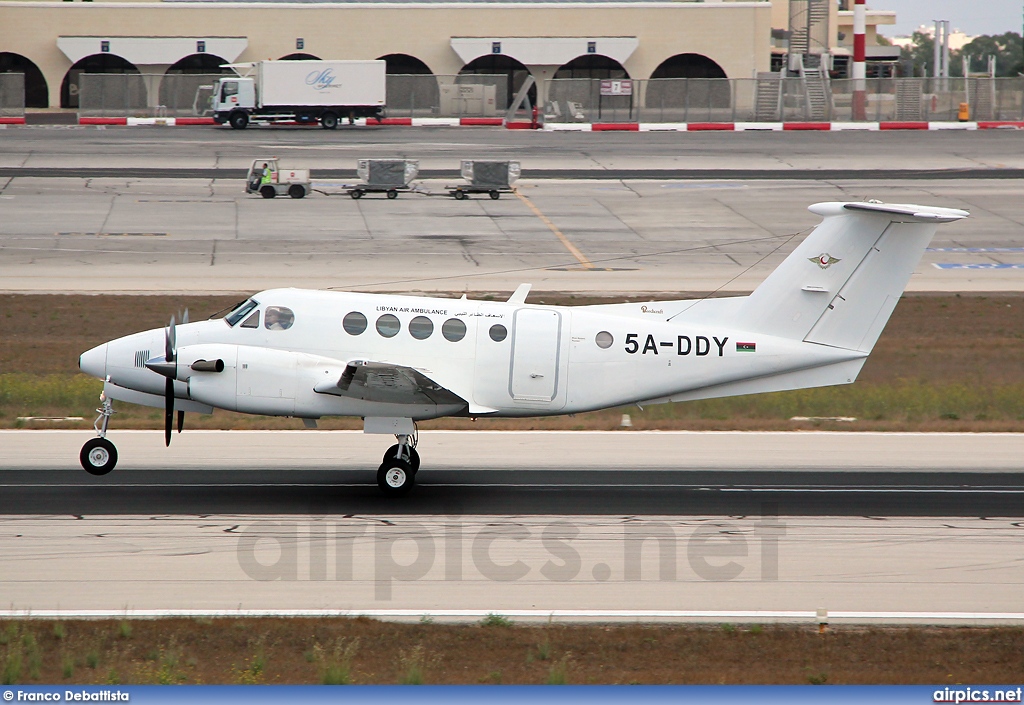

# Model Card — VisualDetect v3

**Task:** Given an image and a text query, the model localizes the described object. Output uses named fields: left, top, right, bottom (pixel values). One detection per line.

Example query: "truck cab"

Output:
left=211, top=77, right=257, bottom=129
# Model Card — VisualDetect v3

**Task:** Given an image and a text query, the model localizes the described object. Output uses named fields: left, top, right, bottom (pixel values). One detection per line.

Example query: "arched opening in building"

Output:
left=553, top=54, right=629, bottom=80
left=278, top=53, right=321, bottom=61
left=459, top=54, right=535, bottom=112
left=377, top=54, right=437, bottom=117
left=549, top=55, right=631, bottom=121
left=162, top=53, right=232, bottom=113
left=650, top=53, right=727, bottom=79
left=61, top=54, right=143, bottom=109
left=646, top=53, right=730, bottom=114
left=165, top=53, right=231, bottom=74
left=377, top=53, right=433, bottom=75
left=0, top=52, right=49, bottom=108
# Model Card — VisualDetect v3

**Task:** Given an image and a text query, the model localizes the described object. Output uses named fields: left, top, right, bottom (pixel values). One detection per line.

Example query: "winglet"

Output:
left=507, top=283, right=532, bottom=304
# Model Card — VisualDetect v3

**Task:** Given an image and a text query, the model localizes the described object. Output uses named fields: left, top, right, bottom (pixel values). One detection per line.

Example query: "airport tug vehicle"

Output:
left=78, top=201, right=968, bottom=496
left=245, top=158, right=310, bottom=199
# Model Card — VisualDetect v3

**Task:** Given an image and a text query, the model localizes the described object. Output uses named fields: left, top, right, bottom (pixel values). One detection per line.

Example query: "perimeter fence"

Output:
left=543, top=76, right=1024, bottom=124
left=67, top=73, right=1024, bottom=123
left=0, top=73, right=25, bottom=117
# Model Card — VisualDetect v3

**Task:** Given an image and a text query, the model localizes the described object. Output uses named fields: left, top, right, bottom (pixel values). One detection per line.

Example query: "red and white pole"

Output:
left=852, top=0, right=867, bottom=120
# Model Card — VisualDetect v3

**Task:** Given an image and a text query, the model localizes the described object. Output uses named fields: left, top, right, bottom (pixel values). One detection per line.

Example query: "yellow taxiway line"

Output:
left=514, top=188, right=596, bottom=270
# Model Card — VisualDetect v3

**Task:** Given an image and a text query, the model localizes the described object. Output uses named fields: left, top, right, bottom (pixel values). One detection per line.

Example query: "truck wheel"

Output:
left=350, top=189, right=363, bottom=199
left=321, top=112, right=339, bottom=130
left=288, top=184, right=306, bottom=199
left=229, top=112, right=249, bottom=130
left=489, top=190, right=500, bottom=200
left=453, top=190, right=466, bottom=200
left=386, top=190, right=398, bottom=200
left=260, top=185, right=276, bottom=199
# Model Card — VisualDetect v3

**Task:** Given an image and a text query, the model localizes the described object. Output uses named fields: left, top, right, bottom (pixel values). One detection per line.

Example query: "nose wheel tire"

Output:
left=383, top=444, right=420, bottom=472
left=80, top=438, right=117, bottom=476
left=377, top=458, right=415, bottom=496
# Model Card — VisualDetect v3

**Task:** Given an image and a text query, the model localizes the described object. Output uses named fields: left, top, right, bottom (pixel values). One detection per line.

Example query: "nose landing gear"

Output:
left=81, top=393, right=117, bottom=475
left=377, top=426, right=419, bottom=496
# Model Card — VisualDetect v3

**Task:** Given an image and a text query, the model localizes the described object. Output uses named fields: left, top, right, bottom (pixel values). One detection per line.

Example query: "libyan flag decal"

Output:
left=736, top=342, right=756, bottom=352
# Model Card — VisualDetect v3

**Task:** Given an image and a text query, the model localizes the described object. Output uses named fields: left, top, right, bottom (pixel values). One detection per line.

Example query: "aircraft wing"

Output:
left=313, top=359, right=476, bottom=410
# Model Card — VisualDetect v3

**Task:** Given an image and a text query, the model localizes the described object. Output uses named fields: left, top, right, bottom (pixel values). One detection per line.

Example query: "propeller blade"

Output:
left=165, top=315, right=176, bottom=363
left=182, top=308, right=190, bottom=325
left=164, top=377, right=174, bottom=447
left=177, top=410, right=185, bottom=434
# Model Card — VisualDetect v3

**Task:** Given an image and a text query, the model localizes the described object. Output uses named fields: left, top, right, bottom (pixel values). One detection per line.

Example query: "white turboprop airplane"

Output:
left=78, top=201, right=967, bottom=495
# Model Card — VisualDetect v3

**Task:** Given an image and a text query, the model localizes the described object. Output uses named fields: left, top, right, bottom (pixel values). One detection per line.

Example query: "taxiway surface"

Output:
left=1, top=129, right=1022, bottom=293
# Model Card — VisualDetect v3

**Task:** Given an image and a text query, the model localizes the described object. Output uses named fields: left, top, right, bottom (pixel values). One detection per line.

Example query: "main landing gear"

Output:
left=80, top=393, right=117, bottom=475
left=377, top=426, right=420, bottom=497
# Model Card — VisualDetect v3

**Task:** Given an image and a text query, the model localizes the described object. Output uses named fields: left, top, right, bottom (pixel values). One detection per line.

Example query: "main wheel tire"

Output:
left=386, top=189, right=398, bottom=200
left=288, top=184, right=306, bottom=199
left=350, top=189, right=363, bottom=199
left=383, top=444, right=420, bottom=473
left=260, top=185, right=276, bottom=199
left=229, top=112, right=248, bottom=130
left=489, top=190, right=500, bottom=200
left=377, top=458, right=415, bottom=496
left=453, top=190, right=466, bottom=200
left=321, top=112, right=339, bottom=130
left=80, top=438, right=117, bottom=476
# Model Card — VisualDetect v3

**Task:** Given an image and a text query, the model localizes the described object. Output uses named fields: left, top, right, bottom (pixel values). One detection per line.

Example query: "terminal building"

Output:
left=0, top=0, right=897, bottom=112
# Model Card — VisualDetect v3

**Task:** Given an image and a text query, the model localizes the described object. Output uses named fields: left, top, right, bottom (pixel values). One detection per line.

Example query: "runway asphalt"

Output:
left=2, top=431, right=1022, bottom=516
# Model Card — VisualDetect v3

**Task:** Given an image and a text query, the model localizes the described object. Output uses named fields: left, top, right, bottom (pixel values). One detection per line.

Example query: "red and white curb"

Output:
left=6, top=116, right=1022, bottom=130
left=546, top=120, right=1024, bottom=132
left=74, top=116, right=505, bottom=127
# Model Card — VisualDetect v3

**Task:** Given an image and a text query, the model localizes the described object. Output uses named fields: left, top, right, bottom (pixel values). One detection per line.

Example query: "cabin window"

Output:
left=595, top=331, right=614, bottom=349
left=220, top=81, right=238, bottom=101
left=240, top=310, right=260, bottom=329
left=225, top=298, right=258, bottom=326
left=376, top=314, right=401, bottom=338
left=264, top=306, right=294, bottom=331
left=409, top=316, right=433, bottom=340
left=343, top=312, right=367, bottom=335
left=441, top=318, right=466, bottom=342
left=488, top=324, right=507, bottom=342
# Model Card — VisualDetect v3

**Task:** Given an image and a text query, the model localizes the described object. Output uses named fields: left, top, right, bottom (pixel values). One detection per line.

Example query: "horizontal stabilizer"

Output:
left=834, top=202, right=969, bottom=223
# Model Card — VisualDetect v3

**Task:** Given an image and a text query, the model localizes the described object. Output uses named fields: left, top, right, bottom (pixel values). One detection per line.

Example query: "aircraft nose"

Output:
left=79, top=343, right=108, bottom=379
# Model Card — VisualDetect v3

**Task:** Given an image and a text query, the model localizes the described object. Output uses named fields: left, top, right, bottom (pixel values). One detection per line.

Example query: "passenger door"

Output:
left=510, top=309, right=561, bottom=402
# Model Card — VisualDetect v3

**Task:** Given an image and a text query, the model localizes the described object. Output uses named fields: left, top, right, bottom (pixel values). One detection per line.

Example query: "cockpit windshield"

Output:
left=225, top=298, right=259, bottom=326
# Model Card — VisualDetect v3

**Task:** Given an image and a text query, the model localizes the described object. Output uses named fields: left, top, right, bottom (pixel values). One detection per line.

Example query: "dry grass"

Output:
left=2, top=293, right=1022, bottom=431
left=1, top=619, right=1023, bottom=685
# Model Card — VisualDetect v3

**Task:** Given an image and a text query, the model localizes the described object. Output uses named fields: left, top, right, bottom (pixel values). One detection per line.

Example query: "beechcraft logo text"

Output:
left=809, top=253, right=841, bottom=269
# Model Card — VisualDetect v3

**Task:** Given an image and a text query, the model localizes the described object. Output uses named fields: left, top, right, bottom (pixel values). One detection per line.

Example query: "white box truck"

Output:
left=211, top=60, right=386, bottom=130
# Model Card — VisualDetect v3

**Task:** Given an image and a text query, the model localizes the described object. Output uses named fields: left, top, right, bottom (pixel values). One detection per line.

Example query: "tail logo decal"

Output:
left=809, top=253, right=841, bottom=269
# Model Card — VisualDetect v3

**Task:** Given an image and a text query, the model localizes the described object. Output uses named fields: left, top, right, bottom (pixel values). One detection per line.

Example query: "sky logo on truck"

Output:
left=305, top=68, right=339, bottom=90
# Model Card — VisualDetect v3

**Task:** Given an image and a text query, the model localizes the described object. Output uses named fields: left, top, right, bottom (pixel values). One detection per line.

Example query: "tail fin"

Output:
left=735, top=201, right=968, bottom=352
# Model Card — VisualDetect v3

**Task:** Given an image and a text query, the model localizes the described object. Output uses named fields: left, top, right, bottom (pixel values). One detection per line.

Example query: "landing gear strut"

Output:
left=377, top=426, right=418, bottom=496
left=81, top=393, right=117, bottom=475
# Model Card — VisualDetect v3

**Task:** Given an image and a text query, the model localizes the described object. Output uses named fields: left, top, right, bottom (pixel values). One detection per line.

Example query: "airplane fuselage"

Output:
left=81, top=288, right=864, bottom=422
